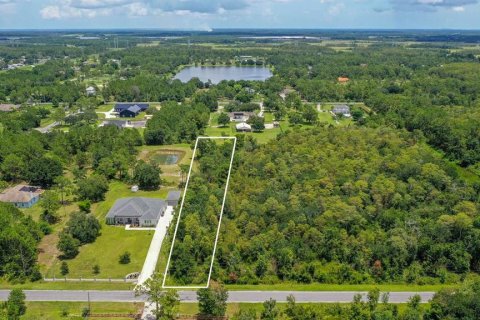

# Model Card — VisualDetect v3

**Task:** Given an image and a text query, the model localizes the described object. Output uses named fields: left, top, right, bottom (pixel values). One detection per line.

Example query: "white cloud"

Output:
left=389, top=0, right=478, bottom=11
left=38, top=0, right=296, bottom=19
left=328, top=2, right=345, bottom=15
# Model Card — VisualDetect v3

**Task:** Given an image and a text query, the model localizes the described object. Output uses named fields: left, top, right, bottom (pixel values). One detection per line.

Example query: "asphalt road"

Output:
left=0, top=290, right=435, bottom=303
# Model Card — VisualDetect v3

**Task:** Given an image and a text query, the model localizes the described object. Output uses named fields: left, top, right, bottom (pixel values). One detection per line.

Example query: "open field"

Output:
left=21, top=302, right=142, bottom=320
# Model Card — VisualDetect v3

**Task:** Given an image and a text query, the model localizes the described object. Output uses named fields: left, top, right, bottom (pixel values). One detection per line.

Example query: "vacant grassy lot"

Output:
left=21, top=302, right=142, bottom=320
left=44, top=181, right=173, bottom=279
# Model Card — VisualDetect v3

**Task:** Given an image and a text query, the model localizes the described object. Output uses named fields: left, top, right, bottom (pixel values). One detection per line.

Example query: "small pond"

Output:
left=174, top=66, right=273, bottom=84
left=152, top=153, right=180, bottom=165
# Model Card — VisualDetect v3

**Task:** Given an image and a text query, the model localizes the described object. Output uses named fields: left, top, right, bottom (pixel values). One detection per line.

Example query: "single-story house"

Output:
left=119, top=105, right=142, bottom=118
left=0, top=185, right=43, bottom=208
left=236, top=122, right=252, bottom=132
left=115, top=103, right=149, bottom=118
left=332, top=104, right=351, bottom=117
left=106, top=197, right=167, bottom=227
left=167, top=191, right=182, bottom=207
left=229, top=112, right=255, bottom=123
left=86, top=86, right=96, bottom=96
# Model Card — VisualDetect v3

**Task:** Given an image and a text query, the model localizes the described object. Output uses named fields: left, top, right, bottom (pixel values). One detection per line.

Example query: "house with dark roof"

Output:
left=229, top=112, right=255, bottom=123
left=0, top=185, right=43, bottom=208
left=114, top=103, right=149, bottom=118
left=106, top=197, right=167, bottom=227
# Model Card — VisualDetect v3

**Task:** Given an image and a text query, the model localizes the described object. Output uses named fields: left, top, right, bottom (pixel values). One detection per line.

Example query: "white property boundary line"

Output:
left=162, top=136, right=237, bottom=289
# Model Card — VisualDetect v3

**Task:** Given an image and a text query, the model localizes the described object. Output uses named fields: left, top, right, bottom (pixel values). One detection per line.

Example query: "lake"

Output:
left=174, top=66, right=273, bottom=84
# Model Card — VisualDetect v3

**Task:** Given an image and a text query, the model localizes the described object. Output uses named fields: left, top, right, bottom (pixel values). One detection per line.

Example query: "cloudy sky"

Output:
left=0, top=0, right=479, bottom=30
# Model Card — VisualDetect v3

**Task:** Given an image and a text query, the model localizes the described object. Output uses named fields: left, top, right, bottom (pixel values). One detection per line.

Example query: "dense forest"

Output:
left=209, top=128, right=480, bottom=285
left=0, top=203, right=43, bottom=281
left=166, top=139, right=235, bottom=285
left=144, top=101, right=210, bottom=145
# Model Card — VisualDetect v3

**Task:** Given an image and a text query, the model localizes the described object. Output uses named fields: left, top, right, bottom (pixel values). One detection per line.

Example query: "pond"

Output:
left=174, top=66, right=273, bottom=84
left=151, top=153, right=180, bottom=165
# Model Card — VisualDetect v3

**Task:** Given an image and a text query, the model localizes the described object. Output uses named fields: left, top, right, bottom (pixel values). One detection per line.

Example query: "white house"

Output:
left=86, top=86, right=96, bottom=96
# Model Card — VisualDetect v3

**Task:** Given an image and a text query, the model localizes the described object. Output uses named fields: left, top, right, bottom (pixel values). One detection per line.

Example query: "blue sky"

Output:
left=0, top=0, right=479, bottom=30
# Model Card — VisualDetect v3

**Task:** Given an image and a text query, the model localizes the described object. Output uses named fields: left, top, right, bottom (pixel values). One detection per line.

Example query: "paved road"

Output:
left=35, top=121, right=60, bottom=133
left=0, top=290, right=435, bottom=304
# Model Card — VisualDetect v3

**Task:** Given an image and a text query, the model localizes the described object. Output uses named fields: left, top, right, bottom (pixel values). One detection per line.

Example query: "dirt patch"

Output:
left=38, top=233, right=60, bottom=274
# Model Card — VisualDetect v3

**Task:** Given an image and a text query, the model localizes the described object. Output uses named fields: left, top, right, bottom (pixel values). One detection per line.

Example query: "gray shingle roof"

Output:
left=332, top=105, right=350, bottom=114
left=106, top=197, right=166, bottom=220
left=127, top=105, right=141, bottom=113
left=167, top=191, right=182, bottom=201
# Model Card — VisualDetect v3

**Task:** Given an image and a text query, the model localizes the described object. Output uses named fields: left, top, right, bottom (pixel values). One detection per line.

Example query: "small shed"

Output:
left=166, top=191, right=182, bottom=207
left=86, top=86, right=96, bottom=96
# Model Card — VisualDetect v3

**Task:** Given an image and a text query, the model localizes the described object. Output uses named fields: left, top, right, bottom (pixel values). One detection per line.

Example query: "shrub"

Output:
left=119, top=251, right=131, bottom=264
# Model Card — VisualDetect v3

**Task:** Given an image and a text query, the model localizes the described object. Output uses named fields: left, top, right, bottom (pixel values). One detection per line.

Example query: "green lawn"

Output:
left=205, top=122, right=283, bottom=144
left=96, top=103, right=115, bottom=112
left=44, top=181, right=173, bottom=279
left=0, top=280, right=134, bottom=290
left=40, top=117, right=56, bottom=127
left=264, top=112, right=274, bottom=123
left=21, top=302, right=142, bottom=320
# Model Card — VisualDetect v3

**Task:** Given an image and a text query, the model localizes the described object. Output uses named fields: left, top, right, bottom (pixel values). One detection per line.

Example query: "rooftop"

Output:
left=106, top=197, right=166, bottom=221
left=167, top=190, right=182, bottom=202
left=0, top=185, right=43, bottom=203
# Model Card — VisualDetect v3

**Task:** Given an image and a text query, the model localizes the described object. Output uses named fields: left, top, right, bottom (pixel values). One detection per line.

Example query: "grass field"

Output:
left=21, top=302, right=142, bottom=320
left=96, top=103, right=114, bottom=112
left=43, top=181, right=174, bottom=279
left=0, top=280, right=134, bottom=290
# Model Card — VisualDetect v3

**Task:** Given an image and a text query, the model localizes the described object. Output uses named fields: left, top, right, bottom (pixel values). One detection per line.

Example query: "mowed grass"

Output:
left=205, top=122, right=283, bottom=144
left=0, top=280, right=134, bottom=290
left=96, top=103, right=114, bottom=112
left=44, top=181, right=173, bottom=279
left=21, top=302, right=143, bottom=320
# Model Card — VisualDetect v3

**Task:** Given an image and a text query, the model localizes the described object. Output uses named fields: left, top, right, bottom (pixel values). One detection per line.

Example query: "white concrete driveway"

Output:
left=137, top=206, right=174, bottom=286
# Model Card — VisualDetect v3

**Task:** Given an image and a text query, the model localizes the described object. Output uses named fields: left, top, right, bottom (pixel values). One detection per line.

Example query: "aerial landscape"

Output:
left=1, top=0, right=480, bottom=319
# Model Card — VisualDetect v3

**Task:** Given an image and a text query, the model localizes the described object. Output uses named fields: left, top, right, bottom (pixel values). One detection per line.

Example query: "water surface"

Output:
left=174, top=66, right=272, bottom=84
